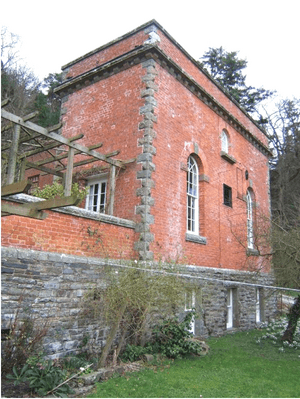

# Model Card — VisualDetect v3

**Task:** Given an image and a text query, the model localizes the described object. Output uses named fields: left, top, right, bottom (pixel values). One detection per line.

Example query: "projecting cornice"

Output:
left=54, top=44, right=272, bottom=158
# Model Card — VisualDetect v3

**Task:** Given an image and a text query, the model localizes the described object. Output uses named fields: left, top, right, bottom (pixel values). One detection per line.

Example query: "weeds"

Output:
left=1, top=297, right=49, bottom=376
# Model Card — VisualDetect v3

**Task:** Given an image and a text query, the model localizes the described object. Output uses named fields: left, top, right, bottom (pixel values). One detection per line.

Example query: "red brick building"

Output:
left=55, top=19, right=271, bottom=267
left=2, top=21, right=276, bottom=347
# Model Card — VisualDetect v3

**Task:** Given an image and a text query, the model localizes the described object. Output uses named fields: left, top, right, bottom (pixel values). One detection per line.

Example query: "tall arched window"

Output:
left=221, top=130, right=229, bottom=153
left=247, top=189, right=254, bottom=249
left=187, top=155, right=199, bottom=234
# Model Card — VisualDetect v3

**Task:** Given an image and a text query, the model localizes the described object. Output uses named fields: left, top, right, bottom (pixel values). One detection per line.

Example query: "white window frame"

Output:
left=187, top=156, right=199, bottom=234
left=227, top=289, right=233, bottom=329
left=185, top=290, right=196, bottom=335
left=85, top=176, right=107, bottom=213
left=221, top=130, right=229, bottom=153
left=247, top=189, right=254, bottom=249
left=255, top=288, right=261, bottom=323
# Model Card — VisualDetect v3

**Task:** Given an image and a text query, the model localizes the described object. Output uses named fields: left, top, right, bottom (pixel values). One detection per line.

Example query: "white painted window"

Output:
left=227, top=289, right=233, bottom=329
left=247, top=189, right=254, bottom=249
left=85, top=177, right=107, bottom=213
left=221, top=130, right=229, bottom=153
left=256, top=288, right=261, bottom=323
left=185, top=291, right=196, bottom=335
left=187, top=156, right=199, bottom=234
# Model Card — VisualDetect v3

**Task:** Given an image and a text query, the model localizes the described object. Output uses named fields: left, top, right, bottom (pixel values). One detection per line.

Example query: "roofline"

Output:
left=55, top=44, right=272, bottom=158
left=60, top=19, right=268, bottom=137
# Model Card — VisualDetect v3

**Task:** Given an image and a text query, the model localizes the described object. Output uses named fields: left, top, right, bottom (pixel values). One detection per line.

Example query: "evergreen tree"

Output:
left=200, top=47, right=274, bottom=118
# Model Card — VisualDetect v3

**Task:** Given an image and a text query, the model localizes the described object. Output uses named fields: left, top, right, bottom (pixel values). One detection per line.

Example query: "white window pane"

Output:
left=227, top=289, right=233, bottom=329
left=221, top=131, right=229, bottom=153
left=187, top=156, right=199, bottom=234
left=85, top=179, right=107, bottom=213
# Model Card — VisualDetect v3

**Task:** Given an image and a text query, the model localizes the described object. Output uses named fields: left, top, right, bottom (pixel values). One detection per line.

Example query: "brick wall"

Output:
left=1, top=195, right=138, bottom=259
left=8, top=20, right=271, bottom=271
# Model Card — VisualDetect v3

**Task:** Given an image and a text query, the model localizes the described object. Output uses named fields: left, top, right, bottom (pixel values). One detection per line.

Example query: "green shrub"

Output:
left=121, top=344, right=151, bottom=362
left=32, top=181, right=88, bottom=200
left=153, top=310, right=202, bottom=359
left=121, top=311, right=202, bottom=361
left=7, top=353, right=73, bottom=397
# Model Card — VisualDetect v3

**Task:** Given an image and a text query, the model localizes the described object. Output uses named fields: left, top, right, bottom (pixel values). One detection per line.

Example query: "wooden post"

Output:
left=19, top=158, right=27, bottom=182
left=108, top=165, right=116, bottom=215
left=64, top=147, right=75, bottom=196
left=7, top=123, right=20, bottom=184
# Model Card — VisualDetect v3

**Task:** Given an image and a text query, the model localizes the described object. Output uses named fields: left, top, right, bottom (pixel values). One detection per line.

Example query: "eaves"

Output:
left=54, top=44, right=272, bottom=158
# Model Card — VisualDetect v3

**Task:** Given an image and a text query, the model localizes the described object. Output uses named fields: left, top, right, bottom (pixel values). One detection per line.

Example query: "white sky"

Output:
left=2, top=0, right=299, bottom=99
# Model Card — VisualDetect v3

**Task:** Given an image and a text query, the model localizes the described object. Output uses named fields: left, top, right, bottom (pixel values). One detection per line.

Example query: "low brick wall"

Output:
left=1, top=247, right=278, bottom=358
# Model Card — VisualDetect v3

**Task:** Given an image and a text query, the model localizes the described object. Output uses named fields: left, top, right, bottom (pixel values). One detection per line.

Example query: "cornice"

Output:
left=55, top=45, right=272, bottom=158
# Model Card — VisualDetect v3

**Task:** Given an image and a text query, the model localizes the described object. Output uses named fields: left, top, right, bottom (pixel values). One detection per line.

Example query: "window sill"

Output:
left=247, top=248, right=260, bottom=256
left=185, top=233, right=207, bottom=245
left=220, top=151, right=237, bottom=164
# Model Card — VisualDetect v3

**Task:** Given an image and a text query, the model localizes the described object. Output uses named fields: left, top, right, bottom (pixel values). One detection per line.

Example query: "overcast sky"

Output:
left=2, top=0, right=299, bottom=100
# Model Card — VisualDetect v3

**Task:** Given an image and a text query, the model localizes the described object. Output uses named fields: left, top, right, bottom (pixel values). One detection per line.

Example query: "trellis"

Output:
left=1, top=101, right=133, bottom=219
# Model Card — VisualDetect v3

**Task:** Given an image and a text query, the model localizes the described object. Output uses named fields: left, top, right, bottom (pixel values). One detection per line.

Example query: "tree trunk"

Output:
left=281, top=295, right=300, bottom=343
left=98, top=301, right=127, bottom=368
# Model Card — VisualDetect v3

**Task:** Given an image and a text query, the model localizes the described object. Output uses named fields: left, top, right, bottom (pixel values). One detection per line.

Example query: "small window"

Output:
left=185, top=291, right=196, bottom=335
left=255, top=288, right=261, bottom=323
left=255, top=288, right=264, bottom=323
left=226, top=289, right=233, bottom=329
left=85, top=177, right=107, bottom=213
left=221, top=130, right=229, bottom=153
left=223, top=184, right=232, bottom=207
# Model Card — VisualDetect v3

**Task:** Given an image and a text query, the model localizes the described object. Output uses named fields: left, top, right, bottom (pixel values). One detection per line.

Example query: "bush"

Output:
left=1, top=299, right=49, bottom=376
left=7, top=353, right=73, bottom=397
left=32, top=181, right=88, bottom=200
left=121, top=344, right=151, bottom=362
left=121, top=311, right=202, bottom=361
left=153, top=310, right=202, bottom=358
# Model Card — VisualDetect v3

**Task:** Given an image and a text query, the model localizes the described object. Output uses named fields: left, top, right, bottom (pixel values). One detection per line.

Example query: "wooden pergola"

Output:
left=1, top=101, right=133, bottom=219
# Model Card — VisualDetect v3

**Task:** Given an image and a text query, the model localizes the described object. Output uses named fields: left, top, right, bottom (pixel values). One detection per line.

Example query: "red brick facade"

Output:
left=2, top=20, right=271, bottom=271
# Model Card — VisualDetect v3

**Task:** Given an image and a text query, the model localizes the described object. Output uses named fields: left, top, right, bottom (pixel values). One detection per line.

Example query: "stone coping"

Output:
left=3, top=193, right=136, bottom=229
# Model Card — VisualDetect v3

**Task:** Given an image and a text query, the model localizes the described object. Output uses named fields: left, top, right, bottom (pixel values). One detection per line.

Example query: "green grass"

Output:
left=87, top=326, right=300, bottom=398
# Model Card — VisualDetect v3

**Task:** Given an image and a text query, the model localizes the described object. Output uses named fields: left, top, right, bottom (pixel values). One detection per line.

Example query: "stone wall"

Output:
left=1, top=246, right=278, bottom=359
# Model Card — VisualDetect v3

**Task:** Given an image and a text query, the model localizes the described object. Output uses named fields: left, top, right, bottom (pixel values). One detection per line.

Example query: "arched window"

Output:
left=246, top=189, right=254, bottom=249
left=187, top=155, right=199, bottom=234
left=221, top=130, right=229, bottom=153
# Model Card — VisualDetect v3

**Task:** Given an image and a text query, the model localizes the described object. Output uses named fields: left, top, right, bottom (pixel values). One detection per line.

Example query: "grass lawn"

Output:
left=87, top=326, right=300, bottom=398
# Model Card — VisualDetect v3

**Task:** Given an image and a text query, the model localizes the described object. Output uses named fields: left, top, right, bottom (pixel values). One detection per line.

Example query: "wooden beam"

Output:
left=56, top=150, right=120, bottom=171
left=26, top=161, right=64, bottom=178
left=1, top=99, right=10, bottom=107
left=1, top=202, right=47, bottom=219
left=22, top=194, right=82, bottom=210
left=19, top=133, right=85, bottom=159
left=23, top=111, right=39, bottom=122
left=1, top=122, right=13, bottom=133
left=23, top=140, right=103, bottom=167
left=1, top=180, right=32, bottom=197
left=1, top=109, right=123, bottom=168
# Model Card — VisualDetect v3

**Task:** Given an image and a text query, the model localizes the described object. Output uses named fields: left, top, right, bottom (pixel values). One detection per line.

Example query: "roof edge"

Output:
left=61, top=19, right=162, bottom=70
left=61, top=19, right=268, bottom=137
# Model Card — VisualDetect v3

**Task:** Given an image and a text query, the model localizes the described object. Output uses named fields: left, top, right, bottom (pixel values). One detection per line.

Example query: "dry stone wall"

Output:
left=1, top=246, right=277, bottom=359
